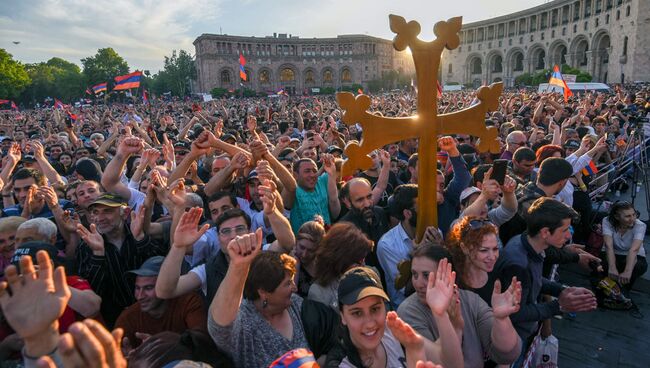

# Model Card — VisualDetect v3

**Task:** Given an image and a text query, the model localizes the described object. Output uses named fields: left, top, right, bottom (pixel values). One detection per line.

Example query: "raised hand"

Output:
left=37, top=186, right=59, bottom=209
left=173, top=207, right=210, bottom=249
left=0, top=251, right=70, bottom=352
left=321, top=153, right=337, bottom=176
left=426, top=258, right=456, bottom=316
left=480, top=168, right=500, bottom=200
left=214, top=119, right=224, bottom=139
left=37, top=319, right=127, bottom=368
left=447, top=286, right=464, bottom=335
left=28, top=140, right=46, bottom=160
left=226, top=228, right=263, bottom=267
left=415, top=362, right=443, bottom=368
left=195, top=130, right=219, bottom=150
left=255, top=160, right=276, bottom=182
left=7, top=142, right=21, bottom=164
left=61, top=210, right=81, bottom=233
left=129, top=206, right=146, bottom=241
left=501, top=175, right=517, bottom=194
left=76, top=223, right=105, bottom=256
left=230, top=152, right=250, bottom=170
left=491, top=277, right=522, bottom=319
left=117, top=137, right=144, bottom=156
left=166, top=178, right=187, bottom=208
left=246, top=115, right=257, bottom=133
left=142, top=148, right=161, bottom=168
left=250, top=139, right=269, bottom=160
left=437, top=136, right=459, bottom=155
left=386, top=311, right=423, bottom=350
left=259, top=179, right=279, bottom=215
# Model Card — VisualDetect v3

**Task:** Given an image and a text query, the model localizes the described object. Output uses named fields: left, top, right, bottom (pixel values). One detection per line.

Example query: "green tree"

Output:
left=0, top=49, right=31, bottom=99
left=81, top=48, right=129, bottom=86
left=20, top=57, right=85, bottom=105
left=158, top=50, right=196, bottom=97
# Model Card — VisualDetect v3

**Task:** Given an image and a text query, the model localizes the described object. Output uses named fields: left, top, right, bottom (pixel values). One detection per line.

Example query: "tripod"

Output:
left=628, top=124, right=650, bottom=226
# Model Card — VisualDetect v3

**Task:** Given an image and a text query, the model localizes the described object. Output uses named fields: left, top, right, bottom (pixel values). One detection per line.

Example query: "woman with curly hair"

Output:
left=445, top=216, right=500, bottom=303
left=308, top=222, right=374, bottom=309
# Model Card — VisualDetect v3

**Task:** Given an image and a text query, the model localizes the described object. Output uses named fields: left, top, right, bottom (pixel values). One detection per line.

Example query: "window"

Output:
left=448, top=64, right=453, bottom=73
left=541, top=32, right=545, bottom=40
left=596, top=0, right=602, bottom=14
left=574, top=24, right=578, bottom=32
left=341, top=68, right=352, bottom=82
left=584, top=21, right=589, bottom=30
left=616, top=10, right=620, bottom=19
left=595, top=18, right=599, bottom=27
left=220, top=70, right=231, bottom=84
left=323, top=70, right=333, bottom=83
left=607, top=0, right=613, bottom=10
left=259, top=70, right=270, bottom=84
left=574, top=2, right=581, bottom=20
left=626, top=5, right=630, bottom=16
left=280, top=68, right=295, bottom=82
left=305, top=70, right=315, bottom=83
left=562, top=27, right=567, bottom=36
left=498, top=40, right=502, bottom=47
left=514, top=53, right=524, bottom=71
left=585, top=0, right=592, bottom=17
left=606, top=14, right=610, bottom=23
left=623, top=36, right=628, bottom=56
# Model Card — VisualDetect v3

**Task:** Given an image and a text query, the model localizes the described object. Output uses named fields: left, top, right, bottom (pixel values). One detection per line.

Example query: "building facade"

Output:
left=441, top=0, right=650, bottom=88
left=193, top=33, right=414, bottom=94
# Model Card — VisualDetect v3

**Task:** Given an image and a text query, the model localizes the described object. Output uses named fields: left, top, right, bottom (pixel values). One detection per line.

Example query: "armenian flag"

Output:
left=85, top=88, right=92, bottom=95
left=54, top=99, right=65, bottom=109
left=277, top=88, right=287, bottom=96
left=143, top=89, right=149, bottom=105
left=437, top=80, right=443, bottom=99
left=548, top=65, right=573, bottom=102
left=581, top=160, right=599, bottom=177
left=239, top=53, right=247, bottom=81
left=113, top=71, right=142, bottom=90
left=0, top=100, right=17, bottom=110
left=92, top=82, right=108, bottom=94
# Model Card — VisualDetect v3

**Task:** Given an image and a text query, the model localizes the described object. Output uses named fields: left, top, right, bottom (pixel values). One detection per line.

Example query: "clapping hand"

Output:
left=76, top=223, right=105, bottom=256
left=386, top=311, right=423, bottom=351
left=321, top=153, right=337, bottom=176
left=491, top=277, right=522, bottom=319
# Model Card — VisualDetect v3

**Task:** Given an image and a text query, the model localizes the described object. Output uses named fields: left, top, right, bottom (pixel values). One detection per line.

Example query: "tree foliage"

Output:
left=149, top=50, right=196, bottom=97
left=515, top=64, right=592, bottom=86
left=20, top=57, right=85, bottom=104
left=366, top=70, right=412, bottom=93
left=81, top=48, right=129, bottom=86
left=0, top=49, right=31, bottom=99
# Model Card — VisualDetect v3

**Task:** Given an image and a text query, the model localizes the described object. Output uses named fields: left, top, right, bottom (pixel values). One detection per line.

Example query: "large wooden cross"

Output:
left=336, top=15, right=503, bottom=241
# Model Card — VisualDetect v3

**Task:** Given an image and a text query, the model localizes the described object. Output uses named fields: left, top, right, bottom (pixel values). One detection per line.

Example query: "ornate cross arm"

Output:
left=437, top=83, right=503, bottom=153
left=389, top=15, right=462, bottom=52
left=337, top=92, right=419, bottom=176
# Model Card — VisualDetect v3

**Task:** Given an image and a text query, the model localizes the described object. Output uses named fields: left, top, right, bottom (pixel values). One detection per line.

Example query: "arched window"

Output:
left=259, top=70, right=270, bottom=84
left=220, top=70, right=231, bottom=84
left=471, top=58, right=482, bottom=74
left=323, top=70, right=333, bottom=83
left=305, top=70, right=315, bottom=83
left=341, top=68, right=352, bottom=82
left=514, top=53, right=524, bottom=71
left=280, top=68, right=295, bottom=82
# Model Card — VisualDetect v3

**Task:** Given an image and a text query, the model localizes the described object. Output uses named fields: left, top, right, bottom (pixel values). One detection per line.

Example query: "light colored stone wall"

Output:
left=193, top=34, right=415, bottom=93
left=440, top=0, right=647, bottom=87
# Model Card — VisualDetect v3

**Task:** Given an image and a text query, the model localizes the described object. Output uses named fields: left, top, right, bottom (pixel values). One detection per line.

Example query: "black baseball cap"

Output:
left=327, top=145, right=343, bottom=154
left=10, top=241, right=61, bottom=271
left=338, top=267, right=389, bottom=306
left=89, top=193, right=127, bottom=208
left=563, top=139, right=580, bottom=149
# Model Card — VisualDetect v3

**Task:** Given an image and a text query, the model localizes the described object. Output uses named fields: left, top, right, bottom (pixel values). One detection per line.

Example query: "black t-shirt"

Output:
left=357, top=171, right=399, bottom=208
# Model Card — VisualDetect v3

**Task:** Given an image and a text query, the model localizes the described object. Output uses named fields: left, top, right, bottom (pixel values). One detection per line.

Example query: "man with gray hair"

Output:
left=15, top=218, right=58, bottom=246
left=501, top=130, right=528, bottom=160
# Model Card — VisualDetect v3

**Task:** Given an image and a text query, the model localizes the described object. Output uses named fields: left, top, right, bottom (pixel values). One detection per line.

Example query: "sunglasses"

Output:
left=462, top=218, right=494, bottom=235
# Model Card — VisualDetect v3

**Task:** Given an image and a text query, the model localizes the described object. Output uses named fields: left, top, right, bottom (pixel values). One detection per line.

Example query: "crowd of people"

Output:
left=0, top=84, right=648, bottom=368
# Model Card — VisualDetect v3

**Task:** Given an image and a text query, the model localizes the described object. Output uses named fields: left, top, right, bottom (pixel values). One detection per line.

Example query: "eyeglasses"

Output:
left=218, top=225, right=249, bottom=236
left=462, top=218, right=494, bottom=235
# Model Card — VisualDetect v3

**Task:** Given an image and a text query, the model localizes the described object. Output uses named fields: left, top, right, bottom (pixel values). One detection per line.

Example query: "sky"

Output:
left=0, top=0, right=551, bottom=73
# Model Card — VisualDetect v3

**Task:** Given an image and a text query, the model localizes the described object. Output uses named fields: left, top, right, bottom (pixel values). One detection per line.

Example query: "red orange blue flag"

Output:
left=92, top=82, right=108, bottom=94
left=239, top=53, right=247, bottom=81
left=114, top=71, right=142, bottom=90
left=548, top=65, right=573, bottom=102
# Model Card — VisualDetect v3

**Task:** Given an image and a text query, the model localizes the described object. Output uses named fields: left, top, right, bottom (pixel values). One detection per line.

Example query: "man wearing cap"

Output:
left=115, top=256, right=206, bottom=350
left=75, top=193, right=168, bottom=327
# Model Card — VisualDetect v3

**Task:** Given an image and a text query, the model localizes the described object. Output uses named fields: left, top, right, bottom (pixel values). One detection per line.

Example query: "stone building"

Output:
left=441, top=0, right=650, bottom=88
left=193, top=33, right=414, bottom=94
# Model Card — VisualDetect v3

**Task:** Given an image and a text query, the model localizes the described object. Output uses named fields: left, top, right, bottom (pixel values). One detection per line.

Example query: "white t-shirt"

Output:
left=602, top=217, right=646, bottom=257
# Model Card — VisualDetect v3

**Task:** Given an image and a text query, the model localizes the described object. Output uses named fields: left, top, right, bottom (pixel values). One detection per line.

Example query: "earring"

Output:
left=262, top=299, right=268, bottom=308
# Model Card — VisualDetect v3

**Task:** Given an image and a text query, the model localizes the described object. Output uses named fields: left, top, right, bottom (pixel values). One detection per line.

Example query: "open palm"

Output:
left=426, top=258, right=456, bottom=316
left=0, top=251, right=70, bottom=340
left=173, top=207, right=210, bottom=249
left=76, top=223, right=105, bottom=254
left=386, top=311, right=423, bottom=350
left=491, top=277, right=522, bottom=319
